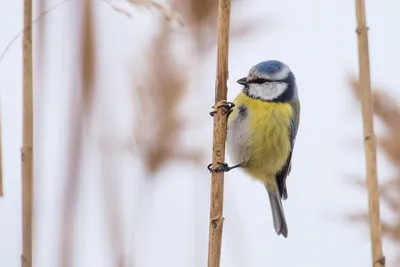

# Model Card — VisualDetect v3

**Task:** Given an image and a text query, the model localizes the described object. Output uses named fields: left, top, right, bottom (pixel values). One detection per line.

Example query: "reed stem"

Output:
left=355, top=0, right=385, bottom=266
left=0, top=106, right=3, bottom=197
left=21, top=0, right=34, bottom=266
left=207, top=0, right=231, bottom=266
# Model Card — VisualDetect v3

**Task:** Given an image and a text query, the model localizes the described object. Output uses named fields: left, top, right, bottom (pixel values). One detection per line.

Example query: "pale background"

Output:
left=0, top=0, right=399, bottom=266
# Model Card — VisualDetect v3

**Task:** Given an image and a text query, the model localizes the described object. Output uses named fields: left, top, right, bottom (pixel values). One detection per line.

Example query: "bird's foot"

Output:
left=209, top=102, right=235, bottom=117
left=207, top=162, right=241, bottom=173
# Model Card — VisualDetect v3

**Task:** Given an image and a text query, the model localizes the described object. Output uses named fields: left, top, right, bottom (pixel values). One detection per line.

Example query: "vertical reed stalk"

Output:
left=21, top=0, right=34, bottom=266
left=60, top=0, right=95, bottom=265
left=207, top=0, right=231, bottom=266
left=355, top=1, right=385, bottom=266
left=0, top=105, right=3, bottom=197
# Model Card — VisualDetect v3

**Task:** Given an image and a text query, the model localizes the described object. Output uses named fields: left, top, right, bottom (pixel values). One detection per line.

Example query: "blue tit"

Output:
left=225, top=60, right=300, bottom=238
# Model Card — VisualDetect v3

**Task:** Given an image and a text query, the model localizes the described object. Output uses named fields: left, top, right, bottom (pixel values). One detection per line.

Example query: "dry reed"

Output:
left=0, top=0, right=73, bottom=66
left=125, top=0, right=233, bottom=264
left=21, top=0, right=34, bottom=266
left=100, top=153, right=126, bottom=267
left=59, top=0, right=95, bottom=266
left=125, top=0, right=258, bottom=265
left=354, top=0, right=385, bottom=265
left=0, top=105, right=3, bottom=197
left=207, top=0, right=231, bottom=266
left=52, top=0, right=257, bottom=264
left=348, top=76, right=400, bottom=262
left=107, top=0, right=182, bottom=23
left=37, top=0, right=46, bottom=69
left=98, top=1, right=190, bottom=266
left=131, top=21, right=202, bottom=175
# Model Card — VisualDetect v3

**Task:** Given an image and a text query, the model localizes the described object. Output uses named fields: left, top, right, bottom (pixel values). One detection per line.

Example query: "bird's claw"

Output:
left=209, top=102, right=235, bottom=117
left=207, top=162, right=241, bottom=173
left=207, top=162, right=230, bottom=172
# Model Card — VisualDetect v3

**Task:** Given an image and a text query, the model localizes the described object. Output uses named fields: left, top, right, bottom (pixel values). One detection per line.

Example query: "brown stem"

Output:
left=355, top=1, right=385, bottom=266
left=207, top=0, right=231, bottom=266
left=21, top=0, right=34, bottom=266
left=59, top=0, right=95, bottom=265
left=0, top=105, right=3, bottom=197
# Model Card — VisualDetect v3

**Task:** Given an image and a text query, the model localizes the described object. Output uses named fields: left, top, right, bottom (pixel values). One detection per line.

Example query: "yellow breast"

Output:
left=227, top=92, right=292, bottom=185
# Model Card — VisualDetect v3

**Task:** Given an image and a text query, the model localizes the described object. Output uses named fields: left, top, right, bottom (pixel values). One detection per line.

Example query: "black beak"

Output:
left=237, top=77, right=248, bottom=85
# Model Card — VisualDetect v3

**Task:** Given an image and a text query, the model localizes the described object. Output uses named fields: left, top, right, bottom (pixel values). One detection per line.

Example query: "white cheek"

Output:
left=248, top=83, right=287, bottom=100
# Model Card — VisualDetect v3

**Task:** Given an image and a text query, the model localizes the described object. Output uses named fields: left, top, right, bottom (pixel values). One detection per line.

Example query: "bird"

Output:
left=220, top=60, right=300, bottom=238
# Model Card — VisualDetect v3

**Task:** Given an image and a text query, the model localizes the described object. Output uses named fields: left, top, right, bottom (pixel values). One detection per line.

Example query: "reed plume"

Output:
left=349, top=75, right=400, bottom=263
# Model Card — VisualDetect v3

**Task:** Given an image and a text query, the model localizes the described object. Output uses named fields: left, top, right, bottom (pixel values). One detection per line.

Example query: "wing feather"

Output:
left=276, top=101, right=300, bottom=200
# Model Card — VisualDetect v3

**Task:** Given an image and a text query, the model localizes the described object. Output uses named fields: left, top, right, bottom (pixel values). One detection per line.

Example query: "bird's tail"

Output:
left=267, top=187, right=288, bottom=238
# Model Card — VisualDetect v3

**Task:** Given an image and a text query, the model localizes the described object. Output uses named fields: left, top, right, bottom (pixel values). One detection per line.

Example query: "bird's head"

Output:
left=237, top=60, right=298, bottom=102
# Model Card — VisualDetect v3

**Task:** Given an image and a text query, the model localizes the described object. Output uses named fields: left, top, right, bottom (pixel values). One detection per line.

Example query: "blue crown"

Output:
left=253, top=60, right=285, bottom=74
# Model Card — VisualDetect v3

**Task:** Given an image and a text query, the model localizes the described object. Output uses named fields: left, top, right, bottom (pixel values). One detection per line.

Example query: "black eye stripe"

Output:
left=246, top=78, right=274, bottom=84
left=247, top=75, right=292, bottom=84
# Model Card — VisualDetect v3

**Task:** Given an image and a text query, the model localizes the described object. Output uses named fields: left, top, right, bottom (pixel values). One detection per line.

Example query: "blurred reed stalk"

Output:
left=348, top=76, right=400, bottom=263
left=36, top=0, right=46, bottom=86
left=207, top=0, right=231, bottom=266
left=100, top=153, right=125, bottom=267
left=59, top=0, right=95, bottom=266
left=0, top=105, right=3, bottom=197
left=21, top=0, right=34, bottom=266
left=354, top=0, right=385, bottom=266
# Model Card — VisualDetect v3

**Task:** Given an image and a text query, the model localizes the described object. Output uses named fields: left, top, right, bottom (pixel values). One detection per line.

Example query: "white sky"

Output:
left=1, top=0, right=400, bottom=266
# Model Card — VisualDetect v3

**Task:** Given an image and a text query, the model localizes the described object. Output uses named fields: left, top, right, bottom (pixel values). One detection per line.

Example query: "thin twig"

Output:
left=207, top=0, right=231, bottom=266
left=354, top=0, right=385, bottom=266
left=0, top=0, right=73, bottom=66
left=124, top=0, right=183, bottom=24
left=21, top=0, right=34, bottom=266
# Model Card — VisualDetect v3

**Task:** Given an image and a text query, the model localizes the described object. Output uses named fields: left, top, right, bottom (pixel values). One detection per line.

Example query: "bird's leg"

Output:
left=207, top=162, right=242, bottom=173
left=207, top=101, right=237, bottom=173
left=209, top=102, right=235, bottom=117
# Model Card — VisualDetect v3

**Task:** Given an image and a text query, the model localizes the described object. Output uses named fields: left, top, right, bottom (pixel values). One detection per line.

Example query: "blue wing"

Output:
left=276, top=101, right=300, bottom=200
